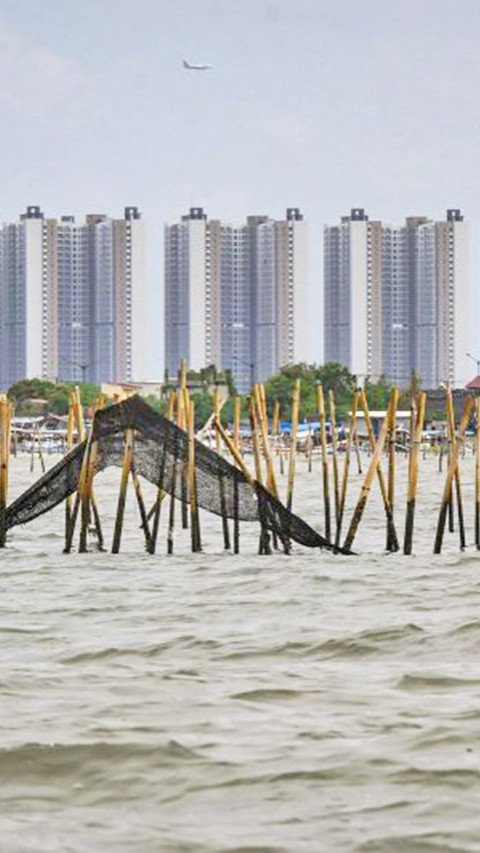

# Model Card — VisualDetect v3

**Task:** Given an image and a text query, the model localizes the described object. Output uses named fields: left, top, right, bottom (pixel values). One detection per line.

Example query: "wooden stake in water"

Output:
left=358, top=390, right=399, bottom=552
left=434, top=396, right=474, bottom=554
left=131, top=460, right=152, bottom=552
left=446, top=388, right=467, bottom=548
left=353, top=421, right=362, bottom=474
left=188, top=398, right=201, bottom=552
left=476, top=398, right=480, bottom=550
left=328, top=389, right=340, bottom=530
left=335, top=389, right=358, bottom=548
left=148, top=388, right=175, bottom=526
left=64, top=393, right=75, bottom=549
left=386, top=386, right=399, bottom=551
left=233, top=396, right=242, bottom=455
left=272, top=399, right=280, bottom=437
left=111, top=428, right=135, bottom=554
left=316, top=383, right=331, bottom=542
left=286, top=379, right=300, bottom=513
left=177, top=386, right=189, bottom=530
left=403, top=392, right=426, bottom=555
left=79, top=395, right=106, bottom=553
left=215, top=385, right=230, bottom=550
left=343, top=388, right=400, bottom=554
left=0, top=395, right=11, bottom=548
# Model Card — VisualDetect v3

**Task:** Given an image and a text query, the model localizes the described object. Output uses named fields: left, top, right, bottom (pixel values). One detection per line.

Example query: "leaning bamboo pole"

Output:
left=131, top=459, right=152, bottom=552
left=316, top=383, right=331, bottom=541
left=433, top=396, right=474, bottom=554
left=343, top=387, right=400, bottom=554
left=79, top=395, right=106, bottom=553
left=213, top=416, right=253, bottom=483
left=254, top=384, right=278, bottom=497
left=111, top=428, right=135, bottom=554
left=403, top=392, right=426, bottom=555
left=248, top=395, right=263, bottom=485
left=147, top=388, right=176, bottom=525
left=335, top=389, right=358, bottom=548
left=286, top=379, right=300, bottom=513
left=358, top=390, right=399, bottom=552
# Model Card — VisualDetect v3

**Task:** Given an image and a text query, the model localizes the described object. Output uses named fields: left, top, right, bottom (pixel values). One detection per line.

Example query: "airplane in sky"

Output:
left=183, top=59, right=213, bottom=71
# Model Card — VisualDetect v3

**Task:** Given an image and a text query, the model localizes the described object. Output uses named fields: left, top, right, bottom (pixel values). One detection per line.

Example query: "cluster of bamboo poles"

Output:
left=219, top=379, right=478, bottom=556
left=2, top=370, right=480, bottom=557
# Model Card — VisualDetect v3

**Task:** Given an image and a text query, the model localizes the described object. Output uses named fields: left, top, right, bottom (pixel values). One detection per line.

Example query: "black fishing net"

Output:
left=5, top=396, right=341, bottom=552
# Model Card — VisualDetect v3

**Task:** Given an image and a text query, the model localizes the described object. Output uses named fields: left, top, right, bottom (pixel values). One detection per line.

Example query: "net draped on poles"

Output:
left=5, top=396, right=341, bottom=553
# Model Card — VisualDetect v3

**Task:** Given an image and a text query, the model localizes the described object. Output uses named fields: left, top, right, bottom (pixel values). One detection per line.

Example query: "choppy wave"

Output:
left=2, top=456, right=480, bottom=850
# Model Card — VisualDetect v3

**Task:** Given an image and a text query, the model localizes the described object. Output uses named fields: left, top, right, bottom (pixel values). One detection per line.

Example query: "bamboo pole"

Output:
left=213, top=416, right=253, bottom=483
left=64, top=393, right=75, bottom=548
left=403, top=392, right=426, bottom=555
left=248, top=395, right=263, bottom=485
left=111, top=428, right=135, bottom=554
left=248, top=395, right=270, bottom=554
left=386, top=386, right=398, bottom=551
left=215, top=385, right=230, bottom=550
left=30, top=426, right=35, bottom=473
left=286, top=379, right=300, bottom=513
left=434, top=396, right=474, bottom=554
left=335, top=389, right=358, bottom=548
left=147, top=389, right=176, bottom=524
left=328, top=389, right=340, bottom=529
left=79, top=395, right=106, bottom=553
left=254, top=384, right=278, bottom=498
left=167, top=429, right=178, bottom=555
left=36, top=425, right=46, bottom=473
left=272, top=399, right=280, bottom=437
left=449, top=391, right=468, bottom=549
left=131, top=460, right=152, bottom=551
left=307, top=427, right=313, bottom=473
left=65, top=415, right=95, bottom=554
left=446, top=390, right=455, bottom=533
left=233, top=396, right=242, bottom=455
left=317, top=383, right=331, bottom=541
left=0, top=395, right=11, bottom=548
left=476, top=398, right=480, bottom=550
left=177, top=384, right=189, bottom=530
left=188, top=398, right=201, bottom=552
left=445, top=389, right=463, bottom=545
left=343, top=388, right=400, bottom=554
left=358, top=390, right=399, bottom=552
left=353, top=421, right=362, bottom=474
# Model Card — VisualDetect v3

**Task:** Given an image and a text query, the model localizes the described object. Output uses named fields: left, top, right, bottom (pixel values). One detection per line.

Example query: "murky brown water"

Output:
left=1, top=451, right=480, bottom=851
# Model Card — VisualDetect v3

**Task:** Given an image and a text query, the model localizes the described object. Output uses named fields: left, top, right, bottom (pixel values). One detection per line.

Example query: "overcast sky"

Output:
left=1, top=0, right=479, bottom=375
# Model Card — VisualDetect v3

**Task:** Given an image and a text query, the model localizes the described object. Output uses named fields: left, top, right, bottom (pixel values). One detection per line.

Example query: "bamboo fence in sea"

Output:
left=0, top=372, right=479, bottom=557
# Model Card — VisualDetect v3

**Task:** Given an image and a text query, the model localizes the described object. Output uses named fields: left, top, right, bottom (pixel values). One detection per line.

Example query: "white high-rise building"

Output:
left=324, top=208, right=469, bottom=388
left=164, top=207, right=308, bottom=391
left=0, top=206, right=145, bottom=388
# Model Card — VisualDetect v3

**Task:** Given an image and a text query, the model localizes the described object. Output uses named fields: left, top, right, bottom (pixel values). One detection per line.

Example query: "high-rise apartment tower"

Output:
left=0, top=206, right=145, bottom=388
left=164, top=208, right=308, bottom=391
left=324, top=208, right=469, bottom=388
